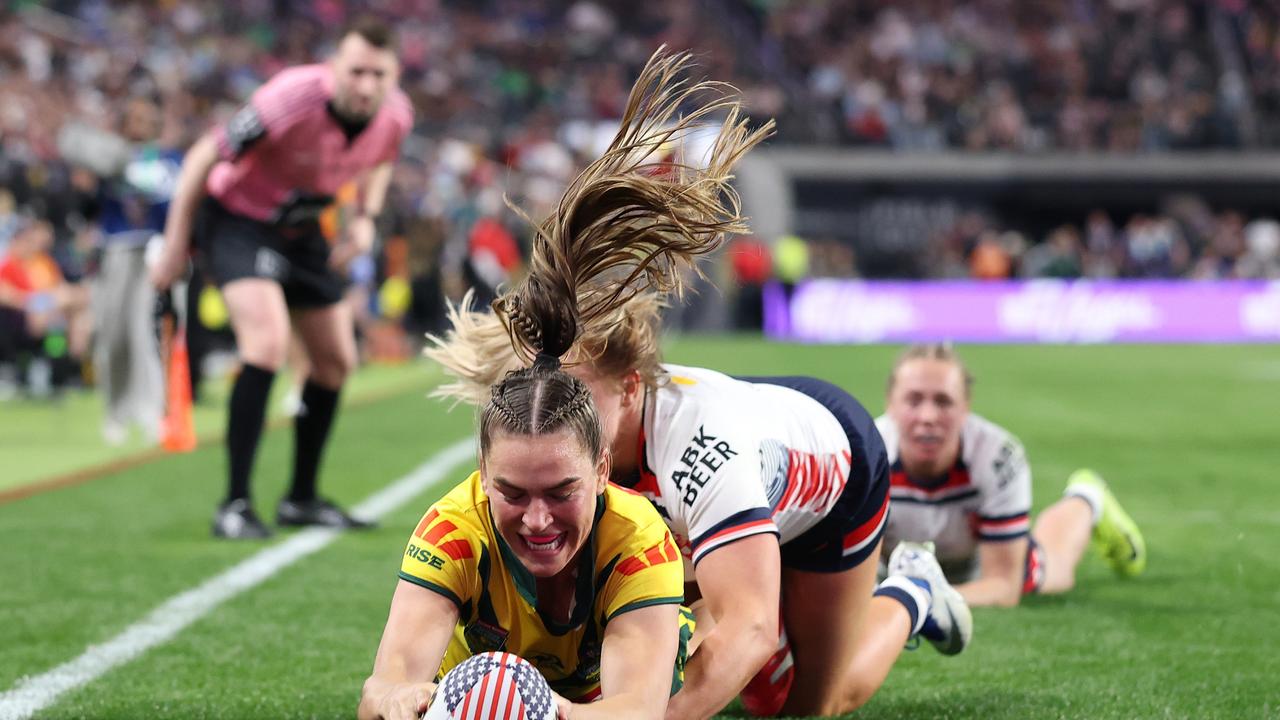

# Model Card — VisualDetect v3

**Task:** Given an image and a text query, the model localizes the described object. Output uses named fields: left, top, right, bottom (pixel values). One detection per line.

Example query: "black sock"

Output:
left=226, top=363, right=275, bottom=503
left=289, top=379, right=341, bottom=502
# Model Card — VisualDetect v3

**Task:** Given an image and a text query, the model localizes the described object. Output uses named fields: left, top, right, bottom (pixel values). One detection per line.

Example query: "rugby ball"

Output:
left=422, top=652, right=557, bottom=720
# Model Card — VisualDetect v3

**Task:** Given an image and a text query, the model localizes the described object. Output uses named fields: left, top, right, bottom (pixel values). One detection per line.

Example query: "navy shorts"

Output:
left=738, top=375, right=891, bottom=573
left=194, top=198, right=345, bottom=308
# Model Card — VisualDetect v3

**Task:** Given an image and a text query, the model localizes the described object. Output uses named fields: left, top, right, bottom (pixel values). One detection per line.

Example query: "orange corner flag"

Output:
left=161, top=331, right=197, bottom=453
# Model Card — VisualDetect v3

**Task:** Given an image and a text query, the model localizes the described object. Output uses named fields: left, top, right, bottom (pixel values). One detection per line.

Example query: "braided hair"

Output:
left=450, top=48, right=773, bottom=457
left=478, top=359, right=604, bottom=460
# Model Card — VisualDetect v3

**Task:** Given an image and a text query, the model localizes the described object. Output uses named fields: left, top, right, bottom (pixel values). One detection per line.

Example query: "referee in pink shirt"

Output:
left=151, top=17, right=413, bottom=539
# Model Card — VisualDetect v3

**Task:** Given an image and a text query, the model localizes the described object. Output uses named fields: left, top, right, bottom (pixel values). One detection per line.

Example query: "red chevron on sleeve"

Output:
left=616, top=556, right=648, bottom=576
left=412, top=509, right=440, bottom=541
left=420, top=520, right=458, bottom=545
left=436, top=539, right=473, bottom=561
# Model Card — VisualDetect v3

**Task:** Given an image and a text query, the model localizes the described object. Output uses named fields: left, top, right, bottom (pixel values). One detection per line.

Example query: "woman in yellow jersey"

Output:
left=358, top=355, right=691, bottom=719
left=425, top=49, right=975, bottom=720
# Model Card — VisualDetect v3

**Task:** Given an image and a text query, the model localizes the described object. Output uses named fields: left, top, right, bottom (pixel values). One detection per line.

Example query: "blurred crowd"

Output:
left=930, top=200, right=1280, bottom=281
left=3, top=0, right=1280, bottom=398
left=764, top=0, right=1265, bottom=150
left=778, top=191, right=1280, bottom=281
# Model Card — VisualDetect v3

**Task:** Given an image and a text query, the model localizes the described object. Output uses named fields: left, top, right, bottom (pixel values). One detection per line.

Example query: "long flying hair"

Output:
left=427, top=48, right=773, bottom=401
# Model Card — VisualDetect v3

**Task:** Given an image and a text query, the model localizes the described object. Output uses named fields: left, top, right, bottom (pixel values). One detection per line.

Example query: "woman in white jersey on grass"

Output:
left=877, top=343, right=1147, bottom=606
left=426, top=49, right=972, bottom=719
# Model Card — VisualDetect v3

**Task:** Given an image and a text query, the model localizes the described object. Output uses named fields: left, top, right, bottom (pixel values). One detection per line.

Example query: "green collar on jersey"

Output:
left=491, top=493, right=608, bottom=636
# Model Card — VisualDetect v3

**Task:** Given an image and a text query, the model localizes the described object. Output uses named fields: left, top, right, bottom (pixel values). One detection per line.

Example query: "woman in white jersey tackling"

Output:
left=426, top=49, right=971, bottom=719
left=877, top=343, right=1148, bottom=606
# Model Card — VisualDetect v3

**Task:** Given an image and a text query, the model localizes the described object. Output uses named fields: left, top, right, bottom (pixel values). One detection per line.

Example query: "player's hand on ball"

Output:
left=377, top=681, right=434, bottom=720
left=551, top=691, right=572, bottom=720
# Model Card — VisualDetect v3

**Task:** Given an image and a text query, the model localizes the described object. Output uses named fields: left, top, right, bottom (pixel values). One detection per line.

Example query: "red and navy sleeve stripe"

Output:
left=689, top=507, right=778, bottom=567
left=977, top=511, right=1030, bottom=541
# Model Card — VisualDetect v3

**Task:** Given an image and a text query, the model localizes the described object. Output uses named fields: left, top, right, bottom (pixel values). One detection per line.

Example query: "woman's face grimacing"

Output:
left=886, top=358, right=970, bottom=478
left=482, top=428, right=609, bottom=578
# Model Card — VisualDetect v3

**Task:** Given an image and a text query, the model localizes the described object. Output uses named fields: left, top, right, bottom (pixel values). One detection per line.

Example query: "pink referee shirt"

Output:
left=207, top=64, right=413, bottom=225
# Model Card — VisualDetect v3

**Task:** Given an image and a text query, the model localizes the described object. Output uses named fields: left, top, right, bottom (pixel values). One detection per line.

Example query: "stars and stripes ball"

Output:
left=422, top=652, right=557, bottom=720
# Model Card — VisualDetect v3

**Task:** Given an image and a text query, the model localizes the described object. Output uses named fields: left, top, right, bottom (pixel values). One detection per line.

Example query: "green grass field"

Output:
left=3, top=340, right=1278, bottom=719
left=0, top=361, right=440, bottom=493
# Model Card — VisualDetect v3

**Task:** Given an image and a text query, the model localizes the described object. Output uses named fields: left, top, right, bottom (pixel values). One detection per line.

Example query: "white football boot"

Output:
left=888, top=541, right=973, bottom=655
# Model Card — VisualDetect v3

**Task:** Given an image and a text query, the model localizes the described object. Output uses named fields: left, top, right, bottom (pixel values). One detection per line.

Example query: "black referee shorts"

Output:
left=194, top=198, right=346, bottom=308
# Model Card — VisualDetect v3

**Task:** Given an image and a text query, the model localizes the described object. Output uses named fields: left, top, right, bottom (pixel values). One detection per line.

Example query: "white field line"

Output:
left=0, top=437, right=476, bottom=720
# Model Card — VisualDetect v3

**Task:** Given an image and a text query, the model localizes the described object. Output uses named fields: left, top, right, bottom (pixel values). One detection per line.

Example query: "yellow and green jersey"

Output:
left=399, top=472, right=693, bottom=701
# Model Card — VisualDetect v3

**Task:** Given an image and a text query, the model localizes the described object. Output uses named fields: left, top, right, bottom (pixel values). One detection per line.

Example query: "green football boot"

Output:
left=1067, top=469, right=1147, bottom=578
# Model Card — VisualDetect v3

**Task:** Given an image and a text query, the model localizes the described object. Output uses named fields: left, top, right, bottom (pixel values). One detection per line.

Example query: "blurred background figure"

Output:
left=0, top=215, right=89, bottom=399
left=149, top=17, right=413, bottom=539
left=728, top=235, right=771, bottom=331
left=60, top=84, right=182, bottom=444
left=772, top=234, right=810, bottom=298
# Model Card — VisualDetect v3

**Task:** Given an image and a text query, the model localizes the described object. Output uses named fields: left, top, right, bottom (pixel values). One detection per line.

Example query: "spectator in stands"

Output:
left=1022, top=226, right=1084, bottom=279
left=1192, top=210, right=1247, bottom=279
left=1123, top=215, right=1189, bottom=278
left=772, top=234, right=810, bottom=300
left=1238, top=220, right=1280, bottom=279
left=727, top=235, right=771, bottom=330
left=968, top=231, right=1014, bottom=281
left=0, top=216, right=89, bottom=397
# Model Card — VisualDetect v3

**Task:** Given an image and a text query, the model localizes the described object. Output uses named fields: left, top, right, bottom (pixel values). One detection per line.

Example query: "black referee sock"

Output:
left=226, top=363, right=276, bottom=503
left=288, top=379, right=341, bottom=502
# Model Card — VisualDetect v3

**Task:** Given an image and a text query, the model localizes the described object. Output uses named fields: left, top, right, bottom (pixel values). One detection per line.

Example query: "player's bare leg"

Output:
left=776, top=539, right=973, bottom=716
left=1039, top=469, right=1147, bottom=586
left=833, top=592, right=915, bottom=712
left=685, top=597, right=710, bottom=655
left=1031, top=496, right=1093, bottom=593
left=778, top=541, right=885, bottom=716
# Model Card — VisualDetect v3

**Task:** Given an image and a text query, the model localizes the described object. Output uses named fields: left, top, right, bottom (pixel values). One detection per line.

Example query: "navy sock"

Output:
left=226, top=363, right=275, bottom=503
left=874, top=575, right=931, bottom=636
left=288, top=379, right=340, bottom=502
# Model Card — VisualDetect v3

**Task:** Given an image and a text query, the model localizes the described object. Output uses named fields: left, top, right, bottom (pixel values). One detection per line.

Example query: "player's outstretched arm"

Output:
left=957, top=538, right=1028, bottom=607
left=151, top=134, right=220, bottom=289
left=358, top=581, right=460, bottom=720
left=665, top=534, right=781, bottom=720
left=569, top=602, right=682, bottom=720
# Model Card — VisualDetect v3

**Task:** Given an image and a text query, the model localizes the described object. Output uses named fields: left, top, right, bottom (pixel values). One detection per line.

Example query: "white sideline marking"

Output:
left=0, top=438, right=475, bottom=720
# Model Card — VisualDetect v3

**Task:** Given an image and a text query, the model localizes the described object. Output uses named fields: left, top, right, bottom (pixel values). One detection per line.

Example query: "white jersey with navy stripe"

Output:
left=632, top=365, right=853, bottom=572
left=874, top=413, right=1032, bottom=572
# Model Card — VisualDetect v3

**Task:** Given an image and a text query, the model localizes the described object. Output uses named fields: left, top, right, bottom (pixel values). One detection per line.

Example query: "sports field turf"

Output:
left=0, top=362, right=438, bottom=494
left=2, top=340, right=1277, bottom=719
